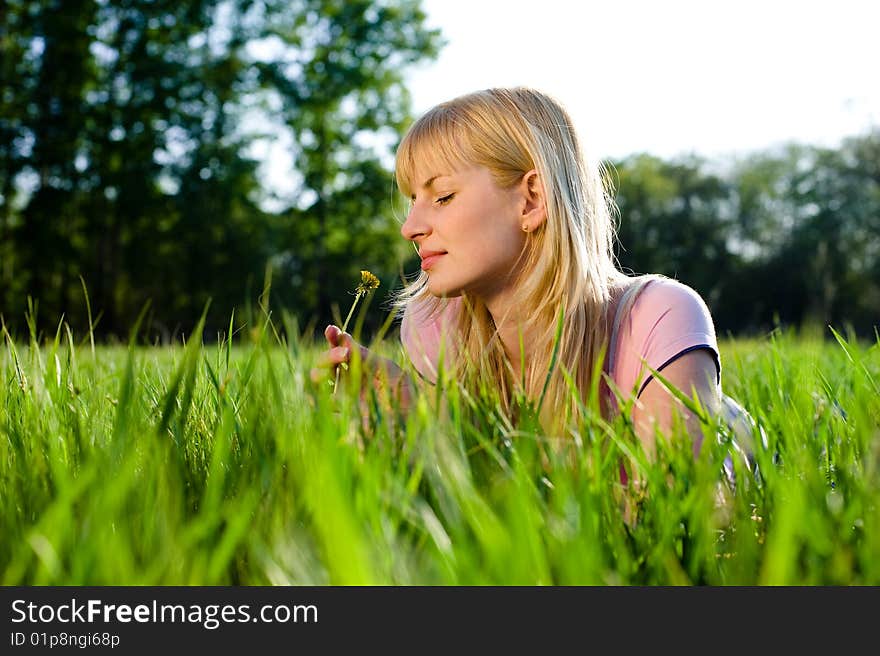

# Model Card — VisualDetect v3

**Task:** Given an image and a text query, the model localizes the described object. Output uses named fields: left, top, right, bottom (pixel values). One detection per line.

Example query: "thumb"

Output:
left=324, top=324, right=342, bottom=347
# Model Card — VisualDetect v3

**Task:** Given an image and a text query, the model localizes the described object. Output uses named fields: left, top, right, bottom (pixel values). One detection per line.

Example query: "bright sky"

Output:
left=406, top=0, right=880, bottom=161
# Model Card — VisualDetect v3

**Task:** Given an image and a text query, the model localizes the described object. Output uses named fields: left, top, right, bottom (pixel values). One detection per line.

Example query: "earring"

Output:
left=522, top=224, right=530, bottom=233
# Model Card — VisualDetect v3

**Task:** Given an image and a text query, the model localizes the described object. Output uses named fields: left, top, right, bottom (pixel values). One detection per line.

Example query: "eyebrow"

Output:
left=420, top=174, right=449, bottom=189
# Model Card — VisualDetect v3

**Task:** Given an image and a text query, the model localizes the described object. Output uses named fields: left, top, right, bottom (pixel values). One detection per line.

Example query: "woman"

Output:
left=316, top=87, right=750, bottom=461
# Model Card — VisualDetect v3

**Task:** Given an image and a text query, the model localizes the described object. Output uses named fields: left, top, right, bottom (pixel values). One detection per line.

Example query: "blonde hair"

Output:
left=394, top=87, right=651, bottom=431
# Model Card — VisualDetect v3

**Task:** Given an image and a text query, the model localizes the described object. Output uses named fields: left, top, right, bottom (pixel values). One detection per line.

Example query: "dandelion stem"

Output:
left=340, top=292, right=363, bottom=336
left=332, top=271, right=380, bottom=396
left=333, top=291, right=364, bottom=395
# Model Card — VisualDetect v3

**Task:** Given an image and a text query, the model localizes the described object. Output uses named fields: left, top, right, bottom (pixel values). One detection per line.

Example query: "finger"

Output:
left=324, top=324, right=341, bottom=347
left=334, top=331, right=368, bottom=359
left=315, top=345, right=350, bottom=368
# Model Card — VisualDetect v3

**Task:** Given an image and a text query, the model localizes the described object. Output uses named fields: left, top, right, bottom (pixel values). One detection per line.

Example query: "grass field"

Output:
left=1, top=316, right=878, bottom=585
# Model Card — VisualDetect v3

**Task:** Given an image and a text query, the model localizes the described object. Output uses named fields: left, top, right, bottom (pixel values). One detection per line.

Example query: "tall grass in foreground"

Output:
left=1, top=316, right=878, bottom=584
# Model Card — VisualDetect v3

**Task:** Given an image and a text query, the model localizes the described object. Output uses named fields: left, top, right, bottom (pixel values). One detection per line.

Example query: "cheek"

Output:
left=464, top=233, right=524, bottom=272
left=497, top=225, right=527, bottom=257
left=445, top=196, right=523, bottom=259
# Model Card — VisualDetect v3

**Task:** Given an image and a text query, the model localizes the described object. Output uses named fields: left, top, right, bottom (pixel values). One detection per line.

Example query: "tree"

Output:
left=0, top=0, right=442, bottom=340
left=612, top=153, right=736, bottom=309
left=256, top=0, right=442, bottom=327
left=1, top=0, right=97, bottom=327
left=729, top=133, right=880, bottom=334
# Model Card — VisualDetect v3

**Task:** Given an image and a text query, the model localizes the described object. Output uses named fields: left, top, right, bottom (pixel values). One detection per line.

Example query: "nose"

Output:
left=401, top=204, right=431, bottom=243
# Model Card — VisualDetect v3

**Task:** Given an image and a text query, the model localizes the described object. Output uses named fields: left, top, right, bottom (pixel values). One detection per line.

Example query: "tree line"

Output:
left=1, top=0, right=442, bottom=341
left=613, top=135, right=880, bottom=338
left=2, top=1, right=878, bottom=342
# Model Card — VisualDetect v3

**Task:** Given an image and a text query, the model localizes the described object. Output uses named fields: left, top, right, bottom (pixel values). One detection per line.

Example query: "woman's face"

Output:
left=401, top=164, right=527, bottom=305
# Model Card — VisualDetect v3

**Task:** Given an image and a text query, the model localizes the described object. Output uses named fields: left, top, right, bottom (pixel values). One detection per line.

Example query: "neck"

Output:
left=484, top=293, right=535, bottom=382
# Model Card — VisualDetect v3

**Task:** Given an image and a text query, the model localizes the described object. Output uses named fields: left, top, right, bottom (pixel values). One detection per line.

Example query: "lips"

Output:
left=419, top=250, right=446, bottom=271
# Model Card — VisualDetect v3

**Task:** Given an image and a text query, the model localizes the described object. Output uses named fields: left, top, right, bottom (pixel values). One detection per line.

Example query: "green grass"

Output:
left=1, top=318, right=878, bottom=585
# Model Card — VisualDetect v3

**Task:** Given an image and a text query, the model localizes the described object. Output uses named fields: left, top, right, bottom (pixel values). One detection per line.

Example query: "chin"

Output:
left=426, top=277, right=463, bottom=299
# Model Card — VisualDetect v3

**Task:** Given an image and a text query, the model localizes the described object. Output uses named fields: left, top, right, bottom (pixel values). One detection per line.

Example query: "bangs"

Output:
left=395, top=104, right=476, bottom=198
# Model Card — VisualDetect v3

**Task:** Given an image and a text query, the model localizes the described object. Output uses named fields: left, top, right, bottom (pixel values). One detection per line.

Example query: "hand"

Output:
left=310, top=324, right=368, bottom=387
left=310, top=324, right=414, bottom=414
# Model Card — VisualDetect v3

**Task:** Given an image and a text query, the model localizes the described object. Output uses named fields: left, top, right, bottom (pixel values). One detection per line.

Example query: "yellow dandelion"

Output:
left=356, top=270, right=380, bottom=295
left=342, top=270, right=380, bottom=333
left=334, top=270, right=380, bottom=394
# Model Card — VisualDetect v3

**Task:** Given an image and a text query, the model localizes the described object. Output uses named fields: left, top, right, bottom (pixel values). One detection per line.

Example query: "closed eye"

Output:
left=435, top=193, right=454, bottom=205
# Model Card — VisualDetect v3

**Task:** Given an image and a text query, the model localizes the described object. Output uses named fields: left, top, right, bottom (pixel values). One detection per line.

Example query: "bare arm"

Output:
left=630, top=349, right=720, bottom=459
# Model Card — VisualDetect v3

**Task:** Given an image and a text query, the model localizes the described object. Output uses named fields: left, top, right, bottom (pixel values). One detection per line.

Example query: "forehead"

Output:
left=396, top=113, right=475, bottom=196
left=400, top=147, right=466, bottom=195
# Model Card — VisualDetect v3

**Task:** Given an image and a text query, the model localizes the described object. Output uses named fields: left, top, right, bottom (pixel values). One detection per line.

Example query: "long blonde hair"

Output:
left=394, top=87, right=646, bottom=430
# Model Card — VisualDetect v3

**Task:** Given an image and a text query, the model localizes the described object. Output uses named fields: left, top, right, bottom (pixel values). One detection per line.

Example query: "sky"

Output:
left=405, top=0, right=880, bottom=162
left=256, top=0, right=879, bottom=205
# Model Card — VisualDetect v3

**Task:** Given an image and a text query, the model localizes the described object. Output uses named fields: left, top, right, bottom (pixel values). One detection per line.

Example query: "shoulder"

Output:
left=630, top=277, right=715, bottom=333
left=611, top=276, right=719, bottom=397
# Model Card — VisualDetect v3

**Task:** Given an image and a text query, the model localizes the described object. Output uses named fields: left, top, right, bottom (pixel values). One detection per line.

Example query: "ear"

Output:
left=518, top=169, right=546, bottom=232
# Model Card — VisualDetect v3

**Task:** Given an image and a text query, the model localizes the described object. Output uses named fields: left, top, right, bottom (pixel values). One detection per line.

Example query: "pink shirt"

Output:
left=400, top=278, right=721, bottom=414
left=606, top=278, right=720, bottom=404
